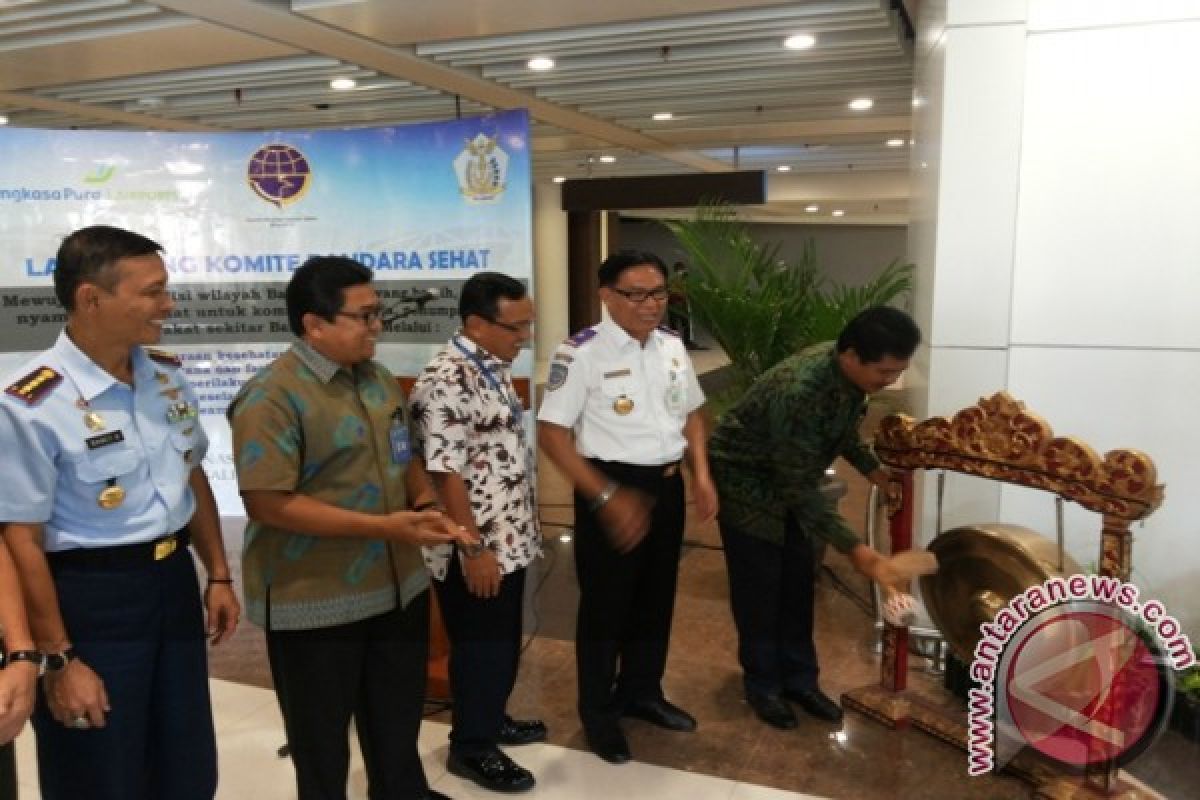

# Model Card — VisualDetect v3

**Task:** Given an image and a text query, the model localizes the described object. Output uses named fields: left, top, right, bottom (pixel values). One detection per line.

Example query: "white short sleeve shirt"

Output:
left=537, top=318, right=704, bottom=465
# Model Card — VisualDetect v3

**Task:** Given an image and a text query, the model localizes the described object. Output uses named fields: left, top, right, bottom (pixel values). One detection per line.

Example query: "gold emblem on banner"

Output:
left=97, top=484, right=125, bottom=510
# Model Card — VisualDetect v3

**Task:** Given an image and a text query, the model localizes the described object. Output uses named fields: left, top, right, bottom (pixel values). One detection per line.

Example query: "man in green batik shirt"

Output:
left=228, top=256, right=468, bottom=800
left=709, top=306, right=921, bottom=731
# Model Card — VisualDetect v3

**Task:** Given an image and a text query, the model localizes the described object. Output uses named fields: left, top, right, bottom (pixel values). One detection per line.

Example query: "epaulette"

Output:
left=564, top=327, right=597, bottom=347
left=5, top=366, right=62, bottom=406
left=657, top=325, right=680, bottom=337
left=146, top=348, right=182, bottom=368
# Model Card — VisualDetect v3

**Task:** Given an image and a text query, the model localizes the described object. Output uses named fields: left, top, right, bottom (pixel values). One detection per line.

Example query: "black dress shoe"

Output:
left=622, top=698, right=697, bottom=732
left=783, top=688, right=844, bottom=723
left=447, top=749, right=535, bottom=793
left=584, top=725, right=631, bottom=764
left=498, top=716, right=547, bottom=746
left=746, top=692, right=798, bottom=730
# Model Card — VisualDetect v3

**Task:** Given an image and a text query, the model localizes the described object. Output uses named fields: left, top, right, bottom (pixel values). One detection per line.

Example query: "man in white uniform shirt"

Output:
left=538, top=250, right=718, bottom=765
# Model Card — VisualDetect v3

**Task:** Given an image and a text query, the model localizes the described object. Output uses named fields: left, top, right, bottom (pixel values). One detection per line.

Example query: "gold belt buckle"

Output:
left=663, top=463, right=679, bottom=477
left=154, top=535, right=177, bottom=561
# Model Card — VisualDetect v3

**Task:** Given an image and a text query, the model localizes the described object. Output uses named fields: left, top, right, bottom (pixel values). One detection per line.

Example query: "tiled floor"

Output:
left=11, top=678, right=826, bottom=800
left=11, top=343, right=1199, bottom=798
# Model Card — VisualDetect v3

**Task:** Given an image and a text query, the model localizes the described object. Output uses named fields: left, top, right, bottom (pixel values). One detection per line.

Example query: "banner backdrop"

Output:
left=0, top=110, right=533, bottom=513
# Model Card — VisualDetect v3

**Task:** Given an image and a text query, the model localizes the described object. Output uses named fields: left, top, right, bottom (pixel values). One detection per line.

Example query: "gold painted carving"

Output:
left=874, top=392, right=1162, bottom=522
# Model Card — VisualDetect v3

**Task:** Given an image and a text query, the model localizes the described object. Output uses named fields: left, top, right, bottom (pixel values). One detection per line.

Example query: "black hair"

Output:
left=458, top=272, right=527, bottom=323
left=54, top=225, right=162, bottom=311
left=597, top=249, right=669, bottom=287
left=836, top=306, right=921, bottom=363
left=285, top=256, right=373, bottom=336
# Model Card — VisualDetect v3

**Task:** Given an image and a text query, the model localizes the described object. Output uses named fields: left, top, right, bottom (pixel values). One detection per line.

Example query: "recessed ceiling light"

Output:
left=886, top=138, right=905, bottom=147
left=848, top=97, right=874, bottom=111
left=330, top=77, right=356, bottom=90
left=527, top=56, right=555, bottom=71
left=775, top=165, right=792, bottom=172
left=652, top=112, right=673, bottom=121
left=0, top=115, right=8, bottom=126
left=783, top=33, right=817, bottom=50
left=552, top=175, right=566, bottom=184
left=805, top=205, right=819, bottom=213
left=832, top=209, right=846, bottom=217
left=598, top=154, right=616, bottom=163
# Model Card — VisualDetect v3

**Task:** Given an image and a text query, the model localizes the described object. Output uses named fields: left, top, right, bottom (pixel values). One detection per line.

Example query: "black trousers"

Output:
left=434, top=553, right=527, bottom=757
left=266, top=592, right=431, bottom=800
left=0, top=741, right=14, bottom=800
left=719, top=511, right=819, bottom=699
left=33, top=545, right=215, bottom=800
left=573, top=460, right=685, bottom=732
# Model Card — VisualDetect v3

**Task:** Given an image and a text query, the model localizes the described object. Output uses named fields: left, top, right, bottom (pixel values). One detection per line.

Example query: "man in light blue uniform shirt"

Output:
left=0, top=225, right=239, bottom=800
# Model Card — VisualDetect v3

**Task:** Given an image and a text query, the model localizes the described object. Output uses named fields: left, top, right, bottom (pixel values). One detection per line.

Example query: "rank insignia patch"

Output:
left=5, top=366, right=62, bottom=405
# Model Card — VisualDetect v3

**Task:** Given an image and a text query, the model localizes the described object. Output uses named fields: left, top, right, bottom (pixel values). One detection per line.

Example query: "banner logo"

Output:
left=453, top=133, right=508, bottom=203
left=247, top=144, right=312, bottom=208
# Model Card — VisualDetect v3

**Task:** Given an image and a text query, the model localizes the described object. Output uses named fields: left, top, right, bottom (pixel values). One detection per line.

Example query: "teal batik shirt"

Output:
left=227, top=341, right=427, bottom=631
left=708, top=342, right=880, bottom=552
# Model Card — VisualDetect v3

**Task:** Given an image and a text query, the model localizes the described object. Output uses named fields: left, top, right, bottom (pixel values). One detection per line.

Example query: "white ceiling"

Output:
left=0, top=0, right=915, bottom=223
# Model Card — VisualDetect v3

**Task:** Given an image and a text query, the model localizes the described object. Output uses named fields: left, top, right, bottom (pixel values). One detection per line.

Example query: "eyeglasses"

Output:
left=334, top=307, right=385, bottom=325
left=610, top=286, right=669, bottom=304
left=487, top=317, right=534, bottom=333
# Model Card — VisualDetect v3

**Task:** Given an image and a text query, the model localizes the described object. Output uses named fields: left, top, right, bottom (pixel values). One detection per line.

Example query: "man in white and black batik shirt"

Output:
left=410, top=272, right=544, bottom=795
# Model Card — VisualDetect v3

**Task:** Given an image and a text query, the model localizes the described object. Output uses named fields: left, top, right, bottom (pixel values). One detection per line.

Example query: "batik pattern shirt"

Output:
left=709, top=342, right=880, bottom=552
left=410, top=335, right=540, bottom=580
left=227, top=341, right=426, bottom=631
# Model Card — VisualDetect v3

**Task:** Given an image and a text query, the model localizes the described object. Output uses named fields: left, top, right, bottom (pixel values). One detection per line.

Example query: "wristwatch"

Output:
left=1, top=649, right=43, bottom=671
left=461, top=540, right=487, bottom=559
left=43, top=647, right=78, bottom=673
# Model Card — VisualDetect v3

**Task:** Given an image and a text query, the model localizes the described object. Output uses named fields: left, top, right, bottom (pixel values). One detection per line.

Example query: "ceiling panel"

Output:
left=0, top=0, right=916, bottom=223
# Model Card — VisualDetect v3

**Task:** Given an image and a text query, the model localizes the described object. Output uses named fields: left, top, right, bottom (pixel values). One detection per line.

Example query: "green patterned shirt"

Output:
left=709, top=342, right=880, bottom=551
left=227, top=341, right=427, bottom=630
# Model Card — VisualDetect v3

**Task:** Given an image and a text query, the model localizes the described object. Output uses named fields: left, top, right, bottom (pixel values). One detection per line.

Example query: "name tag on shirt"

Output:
left=390, top=421, right=412, bottom=465
left=86, top=430, right=125, bottom=450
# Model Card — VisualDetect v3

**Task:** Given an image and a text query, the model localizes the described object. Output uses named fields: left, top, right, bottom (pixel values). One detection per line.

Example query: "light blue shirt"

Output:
left=0, top=330, right=207, bottom=551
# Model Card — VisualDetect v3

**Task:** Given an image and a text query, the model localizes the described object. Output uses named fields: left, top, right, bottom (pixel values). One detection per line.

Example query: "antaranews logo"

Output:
left=967, top=575, right=1192, bottom=776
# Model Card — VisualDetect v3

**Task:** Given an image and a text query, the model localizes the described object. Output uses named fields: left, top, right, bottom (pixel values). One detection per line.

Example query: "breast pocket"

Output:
left=600, top=375, right=641, bottom=418
left=72, top=446, right=142, bottom=486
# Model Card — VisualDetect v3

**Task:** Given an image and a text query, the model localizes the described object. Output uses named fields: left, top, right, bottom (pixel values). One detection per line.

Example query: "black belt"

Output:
left=588, top=458, right=682, bottom=478
left=46, top=528, right=190, bottom=569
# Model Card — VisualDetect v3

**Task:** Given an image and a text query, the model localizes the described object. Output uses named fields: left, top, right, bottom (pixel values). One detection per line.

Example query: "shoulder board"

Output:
left=146, top=348, right=182, bottom=368
left=564, top=327, right=598, bottom=348
left=5, top=366, right=63, bottom=406
left=656, top=325, right=680, bottom=337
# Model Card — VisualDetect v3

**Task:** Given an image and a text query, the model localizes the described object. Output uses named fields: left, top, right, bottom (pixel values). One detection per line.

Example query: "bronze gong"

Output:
left=919, top=523, right=1081, bottom=663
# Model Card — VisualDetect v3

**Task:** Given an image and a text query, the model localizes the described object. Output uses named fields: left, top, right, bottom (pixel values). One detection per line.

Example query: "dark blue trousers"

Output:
left=719, top=512, right=820, bottom=699
left=33, top=546, right=216, bottom=800
left=434, top=554, right=526, bottom=757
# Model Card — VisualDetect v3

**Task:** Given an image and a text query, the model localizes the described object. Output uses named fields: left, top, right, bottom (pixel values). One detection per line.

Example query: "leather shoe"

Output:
left=447, top=749, right=535, bottom=793
left=783, top=688, right=843, bottom=723
left=584, top=725, right=631, bottom=765
left=498, top=716, right=547, bottom=746
left=622, top=698, right=697, bottom=732
left=746, top=692, right=797, bottom=730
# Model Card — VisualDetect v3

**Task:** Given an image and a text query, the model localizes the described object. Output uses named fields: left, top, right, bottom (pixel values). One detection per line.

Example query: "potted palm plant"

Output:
left=661, top=202, right=915, bottom=406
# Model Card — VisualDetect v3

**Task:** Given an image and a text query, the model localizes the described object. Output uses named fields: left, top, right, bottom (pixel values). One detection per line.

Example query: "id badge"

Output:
left=389, top=420, right=412, bottom=464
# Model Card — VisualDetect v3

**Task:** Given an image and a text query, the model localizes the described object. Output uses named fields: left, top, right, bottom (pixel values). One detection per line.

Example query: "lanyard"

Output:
left=452, top=336, right=525, bottom=436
